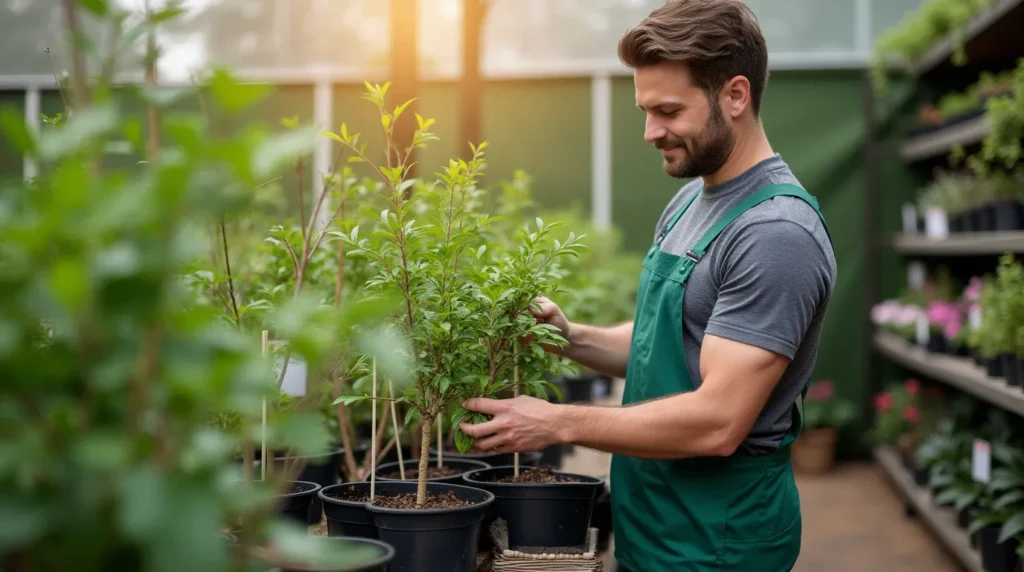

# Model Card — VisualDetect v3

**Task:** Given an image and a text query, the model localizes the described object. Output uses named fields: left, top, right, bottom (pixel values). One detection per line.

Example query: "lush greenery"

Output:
left=969, top=255, right=1024, bottom=360
left=0, top=2, right=411, bottom=571
left=870, top=0, right=997, bottom=92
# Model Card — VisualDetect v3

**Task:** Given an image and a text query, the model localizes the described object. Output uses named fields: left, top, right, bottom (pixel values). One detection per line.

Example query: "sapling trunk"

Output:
left=513, top=350, right=520, bottom=479
left=437, top=419, right=443, bottom=468
left=260, top=330, right=269, bottom=482
left=417, top=416, right=434, bottom=506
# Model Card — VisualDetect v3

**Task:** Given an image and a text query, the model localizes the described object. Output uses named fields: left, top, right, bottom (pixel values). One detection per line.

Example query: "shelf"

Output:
left=873, top=331, right=1024, bottom=417
left=891, top=231, right=1024, bottom=255
left=912, top=0, right=1024, bottom=77
left=874, top=446, right=984, bottom=572
left=899, top=114, right=988, bottom=162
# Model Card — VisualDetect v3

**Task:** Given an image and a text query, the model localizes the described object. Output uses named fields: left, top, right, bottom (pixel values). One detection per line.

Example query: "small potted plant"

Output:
left=871, top=379, right=925, bottom=471
left=791, top=380, right=856, bottom=474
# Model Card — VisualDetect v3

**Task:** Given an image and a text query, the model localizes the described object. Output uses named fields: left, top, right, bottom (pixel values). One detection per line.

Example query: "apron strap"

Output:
left=684, top=183, right=831, bottom=262
left=656, top=187, right=701, bottom=244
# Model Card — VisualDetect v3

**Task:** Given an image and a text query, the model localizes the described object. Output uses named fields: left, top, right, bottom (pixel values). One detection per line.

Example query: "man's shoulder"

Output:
left=654, top=179, right=703, bottom=239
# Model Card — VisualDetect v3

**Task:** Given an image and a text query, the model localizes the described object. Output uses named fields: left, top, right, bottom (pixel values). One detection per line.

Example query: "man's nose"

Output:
left=644, top=118, right=666, bottom=143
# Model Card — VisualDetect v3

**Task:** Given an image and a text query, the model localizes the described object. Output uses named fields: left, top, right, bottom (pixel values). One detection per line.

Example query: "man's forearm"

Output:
left=562, top=321, right=633, bottom=378
left=551, top=391, right=737, bottom=459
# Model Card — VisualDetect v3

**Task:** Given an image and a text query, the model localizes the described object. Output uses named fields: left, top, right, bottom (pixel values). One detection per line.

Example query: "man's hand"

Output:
left=525, top=296, right=573, bottom=354
left=459, top=395, right=564, bottom=454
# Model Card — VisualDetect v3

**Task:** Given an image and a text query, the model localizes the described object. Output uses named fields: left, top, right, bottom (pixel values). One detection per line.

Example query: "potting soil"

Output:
left=325, top=484, right=370, bottom=503
left=486, top=466, right=583, bottom=484
left=370, top=490, right=473, bottom=510
left=483, top=519, right=602, bottom=571
left=381, top=464, right=465, bottom=480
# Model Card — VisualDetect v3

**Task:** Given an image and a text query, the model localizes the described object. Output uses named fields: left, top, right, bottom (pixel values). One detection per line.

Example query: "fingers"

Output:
left=472, top=434, right=506, bottom=451
left=459, top=417, right=500, bottom=438
left=462, top=397, right=509, bottom=416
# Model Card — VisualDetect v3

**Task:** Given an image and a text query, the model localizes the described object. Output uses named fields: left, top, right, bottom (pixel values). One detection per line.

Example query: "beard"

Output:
left=655, top=103, right=735, bottom=179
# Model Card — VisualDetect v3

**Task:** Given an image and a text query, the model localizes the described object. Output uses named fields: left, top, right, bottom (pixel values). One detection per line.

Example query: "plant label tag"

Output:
left=924, top=208, right=949, bottom=239
left=279, top=357, right=308, bottom=397
left=972, top=439, right=991, bottom=484
left=902, top=204, right=918, bottom=234
left=915, top=315, right=929, bottom=346
left=907, top=262, right=926, bottom=290
left=970, top=306, right=983, bottom=330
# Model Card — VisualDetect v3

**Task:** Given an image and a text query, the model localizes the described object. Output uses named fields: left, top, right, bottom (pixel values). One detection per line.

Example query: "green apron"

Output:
left=609, top=183, right=832, bottom=571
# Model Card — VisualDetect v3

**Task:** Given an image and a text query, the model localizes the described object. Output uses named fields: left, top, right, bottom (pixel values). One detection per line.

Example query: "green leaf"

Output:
left=0, top=107, right=36, bottom=153
left=333, top=395, right=368, bottom=407
left=149, top=482, right=228, bottom=572
left=267, top=520, right=383, bottom=569
left=210, top=68, right=271, bottom=114
left=252, top=126, right=317, bottom=179
left=0, top=497, right=47, bottom=551
left=999, top=513, right=1024, bottom=544
left=933, top=488, right=960, bottom=506
left=118, top=466, right=165, bottom=541
left=80, top=0, right=109, bottom=16
left=38, top=103, right=120, bottom=160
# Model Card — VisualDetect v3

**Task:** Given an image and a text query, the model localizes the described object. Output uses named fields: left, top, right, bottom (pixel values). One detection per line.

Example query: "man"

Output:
left=459, top=1, right=837, bottom=570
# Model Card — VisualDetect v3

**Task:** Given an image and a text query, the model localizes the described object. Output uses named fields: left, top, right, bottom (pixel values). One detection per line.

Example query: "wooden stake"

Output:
left=388, top=379, right=405, bottom=480
left=514, top=351, right=520, bottom=479
left=370, top=358, right=377, bottom=501
left=261, top=330, right=269, bottom=482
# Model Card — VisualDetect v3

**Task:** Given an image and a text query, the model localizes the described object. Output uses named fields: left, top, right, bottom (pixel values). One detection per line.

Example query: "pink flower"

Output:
left=807, top=380, right=835, bottom=401
left=944, top=317, right=962, bottom=340
left=872, top=301, right=902, bottom=325
left=927, top=301, right=957, bottom=327
left=874, top=393, right=893, bottom=412
left=902, top=406, right=920, bottom=423
left=896, top=306, right=923, bottom=326
left=905, top=379, right=921, bottom=395
left=964, top=277, right=984, bottom=301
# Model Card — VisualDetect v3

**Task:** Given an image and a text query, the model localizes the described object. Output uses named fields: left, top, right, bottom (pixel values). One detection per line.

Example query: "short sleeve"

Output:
left=704, top=220, right=833, bottom=359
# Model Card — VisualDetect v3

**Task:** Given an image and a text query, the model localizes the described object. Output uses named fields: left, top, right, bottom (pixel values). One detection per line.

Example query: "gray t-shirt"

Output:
left=652, top=154, right=837, bottom=454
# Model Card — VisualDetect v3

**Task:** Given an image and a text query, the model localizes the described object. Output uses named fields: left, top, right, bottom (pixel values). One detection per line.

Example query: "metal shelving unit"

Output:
left=873, top=331, right=1024, bottom=416
left=911, top=0, right=1024, bottom=76
left=890, top=231, right=1024, bottom=256
left=874, top=446, right=984, bottom=572
left=898, top=115, right=988, bottom=162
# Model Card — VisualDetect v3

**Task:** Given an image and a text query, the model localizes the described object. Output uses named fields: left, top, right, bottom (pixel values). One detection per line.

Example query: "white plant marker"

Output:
left=371, top=358, right=377, bottom=501
left=261, top=330, right=269, bottom=482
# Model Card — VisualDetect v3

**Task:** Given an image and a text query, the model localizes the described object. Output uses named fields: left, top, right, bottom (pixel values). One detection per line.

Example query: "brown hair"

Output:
left=618, top=0, right=770, bottom=116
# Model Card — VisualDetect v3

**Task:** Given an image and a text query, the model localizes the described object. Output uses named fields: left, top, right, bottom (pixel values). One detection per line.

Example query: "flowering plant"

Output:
left=871, top=299, right=924, bottom=340
left=801, top=379, right=857, bottom=431
left=871, top=378, right=925, bottom=446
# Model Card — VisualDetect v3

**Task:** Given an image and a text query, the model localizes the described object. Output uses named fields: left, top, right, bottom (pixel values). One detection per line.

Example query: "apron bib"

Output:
left=610, top=183, right=832, bottom=571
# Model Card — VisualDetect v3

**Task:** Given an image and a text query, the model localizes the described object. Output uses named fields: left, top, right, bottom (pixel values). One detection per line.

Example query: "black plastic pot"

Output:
left=973, top=348, right=985, bottom=367
left=979, top=524, right=1017, bottom=572
left=957, top=505, right=972, bottom=529
left=950, top=214, right=964, bottom=233
left=988, top=356, right=1006, bottom=379
left=271, top=536, right=396, bottom=572
left=1002, top=354, right=1024, bottom=387
left=367, top=481, right=494, bottom=572
left=277, top=481, right=322, bottom=528
left=260, top=450, right=339, bottom=524
left=993, top=200, right=1024, bottom=231
left=593, top=483, right=613, bottom=552
left=320, top=483, right=378, bottom=539
left=372, top=458, right=491, bottom=485
left=428, top=447, right=542, bottom=469
left=913, top=464, right=930, bottom=487
left=964, top=210, right=978, bottom=232
left=927, top=331, right=948, bottom=354
left=462, top=466, right=604, bottom=548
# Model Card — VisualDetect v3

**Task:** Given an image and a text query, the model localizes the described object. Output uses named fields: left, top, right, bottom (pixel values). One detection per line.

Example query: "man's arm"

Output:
left=461, top=218, right=833, bottom=458
left=562, top=321, right=633, bottom=379
left=553, top=335, right=789, bottom=458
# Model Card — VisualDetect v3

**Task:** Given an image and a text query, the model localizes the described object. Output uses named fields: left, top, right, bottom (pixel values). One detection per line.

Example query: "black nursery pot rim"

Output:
left=279, top=480, right=322, bottom=499
left=372, top=458, right=491, bottom=481
left=319, top=482, right=373, bottom=508
left=462, top=465, right=605, bottom=488
left=365, top=481, right=496, bottom=516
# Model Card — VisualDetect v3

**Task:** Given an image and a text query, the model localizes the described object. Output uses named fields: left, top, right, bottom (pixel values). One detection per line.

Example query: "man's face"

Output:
left=635, top=62, right=735, bottom=179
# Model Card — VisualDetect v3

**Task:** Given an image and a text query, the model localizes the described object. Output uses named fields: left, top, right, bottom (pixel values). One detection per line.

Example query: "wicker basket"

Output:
left=478, top=518, right=603, bottom=571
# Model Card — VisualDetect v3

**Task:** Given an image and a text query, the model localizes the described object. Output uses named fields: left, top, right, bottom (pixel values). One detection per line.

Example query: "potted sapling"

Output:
left=327, top=82, right=583, bottom=571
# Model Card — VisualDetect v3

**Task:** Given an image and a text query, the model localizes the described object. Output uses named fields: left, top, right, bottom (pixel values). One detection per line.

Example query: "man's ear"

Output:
left=721, top=76, right=751, bottom=119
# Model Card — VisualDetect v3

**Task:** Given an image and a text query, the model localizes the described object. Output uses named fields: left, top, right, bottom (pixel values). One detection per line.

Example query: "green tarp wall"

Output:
left=0, top=69, right=879, bottom=454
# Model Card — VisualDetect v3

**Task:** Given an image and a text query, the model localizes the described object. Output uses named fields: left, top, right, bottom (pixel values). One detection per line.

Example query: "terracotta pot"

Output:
left=792, top=428, right=838, bottom=474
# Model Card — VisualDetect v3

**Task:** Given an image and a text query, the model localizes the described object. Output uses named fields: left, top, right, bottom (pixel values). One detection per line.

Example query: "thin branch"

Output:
left=60, top=0, right=91, bottom=111
left=219, top=216, right=241, bottom=327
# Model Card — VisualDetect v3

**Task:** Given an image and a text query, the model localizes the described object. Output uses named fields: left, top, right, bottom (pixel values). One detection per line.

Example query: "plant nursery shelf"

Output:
left=899, top=114, right=988, bottom=162
left=911, top=0, right=1024, bottom=77
left=873, top=331, right=1024, bottom=417
left=874, top=446, right=984, bottom=572
left=891, top=231, right=1024, bottom=255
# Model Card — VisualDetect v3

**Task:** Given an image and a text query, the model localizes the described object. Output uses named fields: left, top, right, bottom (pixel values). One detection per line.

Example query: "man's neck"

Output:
left=701, top=123, right=774, bottom=187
